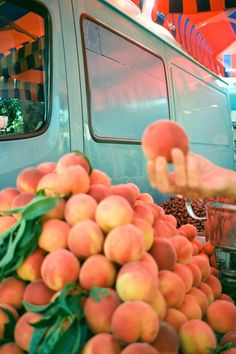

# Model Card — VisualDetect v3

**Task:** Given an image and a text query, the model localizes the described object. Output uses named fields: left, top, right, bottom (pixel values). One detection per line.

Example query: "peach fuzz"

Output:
left=132, top=216, right=154, bottom=251
left=0, top=303, right=19, bottom=338
left=178, top=223, right=198, bottom=241
left=89, top=168, right=111, bottom=186
left=163, top=213, right=178, bottom=228
left=206, top=300, right=236, bottom=334
left=42, top=198, right=65, bottom=221
left=188, top=287, right=209, bottom=315
left=81, top=333, right=122, bottom=354
left=95, top=195, right=134, bottom=233
left=141, top=119, right=189, bottom=162
left=158, top=270, right=185, bottom=308
left=198, top=282, right=214, bottom=304
left=16, top=248, right=45, bottom=282
left=0, top=277, right=26, bottom=309
left=190, top=255, right=211, bottom=281
left=116, top=261, right=158, bottom=302
left=205, top=273, right=222, bottom=299
left=179, top=319, right=217, bottom=354
left=37, top=161, right=56, bottom=174
left=147, top=202, right=165, bottom=221
left=0, top=188, right=19, bottom=211
left=68, top=220, right=104, bottom=258
left=38, top=218, right=71, bottom=252
left=149, top=237, right=177, bottom=271
left=133, top=201, right=154, bottom=225
left=164, top=308, right=188, bottom=332
left=110, top=184, right=137, bottom=207
left=178, top=294, right=202, bottom=320
left=0, top=342, right=24, bottom=354
left=186, top=263, right=202, bottom=287
left=126, top=182, right=140, bottom=199
left=56, top=151, right=91, bottom=174
left=41, top=249, right=80, bottom=291
left=88, top=183, right=111, bottom=203
left=0, top=216, right=16, bottom=235
left=104, top=224, right=145, bottom=265
left=36, top=172, right=58, bottom=196
left=84, top=288, right=121, bottom=333
left=121, top=343, right=158, bottom=354
left=79, top=254, right=117, bottom=291
left=147, top=287, right=167, bottom=320
left=111, top=300, right=159, bottom=344
left=16, top=167, right=44, bottom=194
left=11, top=192, right=34, bottom=220
left=14, top=312, right=42, bottom=352
left=153, top=218, right=177, bottom=238
left=64, top=193, right=97, bottom=226
left=23, top=279, right=55, bottom=306
left=170, top=235, right=193, bottom=264
left=140, top=252, right=159, bottom=276
left=173, top=263, right=193, bottom=293
left=137, top=192, right=154, bottom=204
left=55, top=165, right=90, bottom=195
left=151, top=320, right=180, bottom=354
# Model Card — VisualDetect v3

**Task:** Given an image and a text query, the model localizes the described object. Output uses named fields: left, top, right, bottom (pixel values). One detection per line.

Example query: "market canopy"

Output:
left=132, top=0, right=236, bottom=77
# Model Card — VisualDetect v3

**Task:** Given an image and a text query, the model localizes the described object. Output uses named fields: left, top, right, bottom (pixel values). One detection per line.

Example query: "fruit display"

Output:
left=0, top=151, right=235, bottom=354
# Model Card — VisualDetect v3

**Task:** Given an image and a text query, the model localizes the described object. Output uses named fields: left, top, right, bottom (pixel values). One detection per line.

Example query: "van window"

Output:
left=83, top=19, right=169, bottom=141
left=0, top=1, right=48, bottom=137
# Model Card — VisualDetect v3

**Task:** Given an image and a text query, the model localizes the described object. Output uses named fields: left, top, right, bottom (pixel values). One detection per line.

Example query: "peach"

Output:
left=126, top=183, right=140, bottom=199
left=133, top=201, right=154, bottom=225
left=0, top=342, right=24, bottom=354
left=137, top=192, right=154, bottom=204
left=198, top=282, right=214, bottom=304
left=37, top=161, right=56, bottom=174
left=132, top=216, right=154, bottom=251
left=191, top=241, right=200, bottom=256
left=188, top=287, right=209, bottom=315
left=141, top=119, right=189, bottom=162
left=14, top=312, right=42, bottom=352
left=178, top=294, right=202, bottom=320
left=56, top=151, right=91, bottom=174
left=220, top=331, right=236, bottom=347
left=170, top=235, right=193, bottom=264
left=203, top=241, right=215, bottom=256
left=111, top=301, right=159, bottom=343
left=173, top=263, right=193, bottom=292
left=187, top=263, right=202, bottom=287
left=104, top=224, right=145, bottom=265
left=205, top=274, right=222, bottom=299
left=55, top=165, right=90, bottom=195
left=79, top=254, right=117, bottom=291
left=11, top=192, right=34, bottom=220
left=41, top=249, right=80, bottom=291
left=149, top=237, right=177, bottom=271
left=0, top=277, right=26, bottom=309
left=192, top=239, right=203, bottom=253
left=147, top=203, right=165, bottom=221
left=16, top=248, right=45, bottom=282
left=23, top=279, right=55, bottom=306
left=16, top=167, right=44, bottom=194
left=151, top=320, right=180, bottom=354
left=81, top=333, right=121, bottom=354
left=36, top=172, right=58, bottom=196
left=88, top=183, right=111, bottom=203
left=42, top=198, right=65, bottom=221
left=0, top=303, right=19, bottom=338
left=140, top=252, right=159, bottom=276
left=206, top=300, right=236, bottom=334
left=0, top=188, right=19, bottom=211
left=218, top=293, right=235, bottom=304
left=38, top=218, right=71, bottom=252
left=89, top=168, right=111, bottom=186
left=221, top=349, right=236, bottom=354
left=179, top=319, right=217, bottom=354
left=210, top=253, right=218, bottom=269
left=84, top=288, right=121, bottom=333
left=190, top=255, right=211, bottom=281
left=0, top=216, right=16, bottom=235
left=68, top=220, right=104, bottom=258
left=64, top=193, right=97, bottom=226
left=121, top=343, right=158, bottom=354
left=164, top=308, right=188, bottom=332
left=163, top=213, right=178, bottom=227
left=153, top=219, right=177, bottom=238
left=178, top=224, right=197, bottom=241
left=110, top=184, right=137, bottom=207
left=116, top=261, right=158, bottom=302
left=158, top=270, right=185, bottom=308
left=95, top=195, right=134, bottom=233
left=147, top=288, right=167, bottom=320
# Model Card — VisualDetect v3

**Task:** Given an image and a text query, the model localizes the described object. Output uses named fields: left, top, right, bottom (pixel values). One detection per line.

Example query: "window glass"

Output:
left=83, top=19, right=169, bottom=140
left=0, top=1, right=47, bottom=136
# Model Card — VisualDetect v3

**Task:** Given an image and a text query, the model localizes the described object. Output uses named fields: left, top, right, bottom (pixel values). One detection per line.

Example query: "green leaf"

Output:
left=23, top=301, right=54, bottom=314
left=0, top=306, right=17, bottom=340
left=21, top=195, right=61, bottom=220
left=89, top=287, right=109, bottom=302
left=29, top=326, right=49, bottom=354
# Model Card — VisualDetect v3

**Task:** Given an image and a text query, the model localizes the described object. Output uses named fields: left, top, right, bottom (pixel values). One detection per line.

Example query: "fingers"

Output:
left=186, top=153, right=200, bottom=189
left=148, top=156, right=174, bottom=194
left=171, top=148, right=187, bottom=188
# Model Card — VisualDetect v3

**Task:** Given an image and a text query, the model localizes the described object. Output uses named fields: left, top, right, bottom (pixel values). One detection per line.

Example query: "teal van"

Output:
left=0, top=0, right=234, bottom=203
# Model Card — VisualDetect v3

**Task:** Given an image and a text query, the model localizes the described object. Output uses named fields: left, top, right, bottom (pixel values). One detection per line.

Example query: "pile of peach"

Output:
left=0, top=152, right=236, bottom=354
